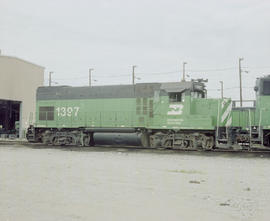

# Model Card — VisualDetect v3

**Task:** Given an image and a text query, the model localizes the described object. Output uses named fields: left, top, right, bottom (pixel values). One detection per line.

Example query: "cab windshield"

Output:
left=262, top=81, right=270, bottom=95
left=191, top=91, right=204, bottom=98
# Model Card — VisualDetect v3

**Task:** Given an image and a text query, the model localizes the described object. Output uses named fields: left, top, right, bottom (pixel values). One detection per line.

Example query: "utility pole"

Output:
left=182, top=62, right=187, bottom=82
left=89, top=68, right=94, bottom=87
left=132, top=65, right=137, bottom=85
left=220, top=81, right=224, bottom=99
left=239, top=58, right=244, bottom=107
left=49, top=71, right=53, bottom=86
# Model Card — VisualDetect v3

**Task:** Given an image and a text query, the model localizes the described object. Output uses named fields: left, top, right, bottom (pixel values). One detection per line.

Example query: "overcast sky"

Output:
left=1, top=0, right=270, bottom=100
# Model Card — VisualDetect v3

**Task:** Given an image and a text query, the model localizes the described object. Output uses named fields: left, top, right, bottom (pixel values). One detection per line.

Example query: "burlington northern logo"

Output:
left=167, top=104, right=184, bottom=115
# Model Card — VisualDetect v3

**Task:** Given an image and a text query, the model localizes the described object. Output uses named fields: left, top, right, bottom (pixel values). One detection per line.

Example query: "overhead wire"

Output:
left=46, top=66, right=270, bottom=81
left=208, top=86, right=254, bottom=91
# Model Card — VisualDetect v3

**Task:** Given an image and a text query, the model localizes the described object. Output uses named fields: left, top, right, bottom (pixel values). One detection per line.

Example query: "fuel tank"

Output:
left=93, top=133, right=142, bottom=146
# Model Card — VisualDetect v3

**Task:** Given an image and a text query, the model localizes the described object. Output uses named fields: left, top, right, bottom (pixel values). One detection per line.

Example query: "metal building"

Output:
left=0, top=53, right=44, bottom=138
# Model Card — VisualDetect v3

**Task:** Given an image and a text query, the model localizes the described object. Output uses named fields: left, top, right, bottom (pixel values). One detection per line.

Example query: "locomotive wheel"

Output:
left=173, top=139, right=189, bottom=149
left=141, top=132, right=150, bottom=148
left=41, top=136, right=49, bottom=145
left=163, top=140, right=173, bottom=148
left=52, top=137, right=59, bottom=146
left=89, top=133, right=95, bottom=146
left=83, top=136, right=90, bottom=146
left=150, top=135, right=162, bottom=148
left=188, top=140, right=195, bottom=149
left=202, top=136, right=214, bottom=150
left=180, top=140, right=189, bottom=149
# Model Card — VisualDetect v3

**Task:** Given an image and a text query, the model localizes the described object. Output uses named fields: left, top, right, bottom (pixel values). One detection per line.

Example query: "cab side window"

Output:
left=39, top=106, right=54, bottom=121
left=169, top=92, right=182, bottom=102
left=263, top=81, right=270, bottom=95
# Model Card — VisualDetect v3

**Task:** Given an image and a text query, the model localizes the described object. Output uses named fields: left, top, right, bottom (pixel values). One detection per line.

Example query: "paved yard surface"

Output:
left=1, top=144, right=270, bottom=221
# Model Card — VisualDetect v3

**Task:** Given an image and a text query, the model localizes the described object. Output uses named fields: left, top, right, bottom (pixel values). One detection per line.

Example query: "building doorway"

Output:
left=0, top=99, right=21, bottom=138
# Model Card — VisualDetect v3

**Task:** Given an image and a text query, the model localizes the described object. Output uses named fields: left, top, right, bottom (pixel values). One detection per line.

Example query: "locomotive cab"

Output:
left=254, top=75, right=270, bottom=110
left=149, top=79, right=217, bottom=150
left=162, top=80, right=207, bottom=119
left=253, top=75, right=270, bottom=147
left=226, top=75, right=270, bottom=149
left=164, top=80, right=207, bottom=103
left=191, top=80, right=207, bottom=98
left=254, top=75, right=270, bottom=98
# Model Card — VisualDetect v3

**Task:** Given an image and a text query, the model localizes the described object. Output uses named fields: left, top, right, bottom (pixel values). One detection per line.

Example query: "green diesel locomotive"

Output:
left=26, top=75, right=270, bottom=151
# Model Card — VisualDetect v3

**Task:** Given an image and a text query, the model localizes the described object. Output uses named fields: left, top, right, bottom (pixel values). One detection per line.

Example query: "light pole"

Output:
left=239, top=58, right=244, bottom=107
left=132, top=65, right=137, bottom=85
left=182, top=62, right=187, bottom=82
left=49, top=71, right=53, bottom=86
left=89, top=68, right=94, bottom=87
left=220, top=81, right=224, bottom=99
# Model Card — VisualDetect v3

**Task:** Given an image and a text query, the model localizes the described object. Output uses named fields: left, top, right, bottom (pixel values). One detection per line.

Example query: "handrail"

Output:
left=216, top=99, right=221, bottom=146
left=232, top=100, right=256, bottom=108
left=259, top=109, right=263, bottom=144
left=248, top=109, right=252, bottom=148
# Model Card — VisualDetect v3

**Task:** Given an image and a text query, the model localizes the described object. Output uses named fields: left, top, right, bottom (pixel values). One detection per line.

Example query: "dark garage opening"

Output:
left=0, top=99, right=21, bottom=138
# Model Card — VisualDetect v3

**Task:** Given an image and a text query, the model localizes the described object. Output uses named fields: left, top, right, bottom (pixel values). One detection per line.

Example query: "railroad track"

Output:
left=2, top=140, right=270, bottom=155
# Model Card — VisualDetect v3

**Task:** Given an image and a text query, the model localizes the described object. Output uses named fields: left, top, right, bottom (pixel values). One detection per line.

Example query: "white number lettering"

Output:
left=67, top=107, right=73, bottom=117
left=74, top=107, right=80, bottom=117
left=56, top=107, right=60, bottom=117
left=61, top=107, right=66, bottom=116
left=56, top=107, right=80, bottom=117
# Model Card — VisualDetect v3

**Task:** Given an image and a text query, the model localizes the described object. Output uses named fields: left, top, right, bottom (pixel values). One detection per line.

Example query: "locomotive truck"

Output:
left=26, top=75, right=270, bottom=151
